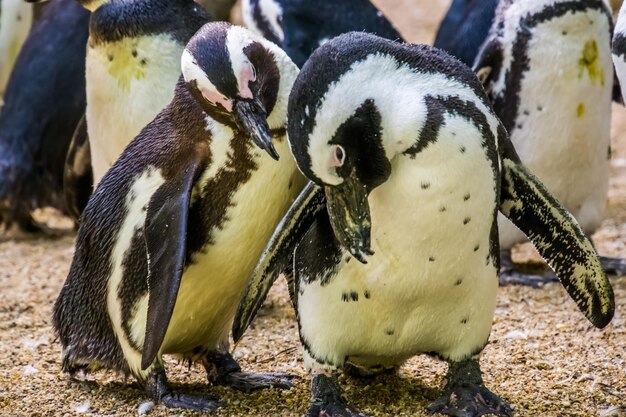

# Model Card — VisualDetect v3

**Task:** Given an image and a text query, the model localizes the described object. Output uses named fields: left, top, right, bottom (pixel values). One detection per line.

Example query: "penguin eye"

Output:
left=250, top=64, right=257, bottom=81
left=334, top=145, right=346, bottom=167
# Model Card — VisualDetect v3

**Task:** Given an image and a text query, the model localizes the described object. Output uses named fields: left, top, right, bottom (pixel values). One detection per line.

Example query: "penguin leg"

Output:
left=143, top=364, right=222, bottom=412
left=203, top=351, right=295, bottom=393
left=498, top=249, right=558, bottom=287
left=304, top=370, right=370, bottom=417
left=427, top=359, right=512, bottom=417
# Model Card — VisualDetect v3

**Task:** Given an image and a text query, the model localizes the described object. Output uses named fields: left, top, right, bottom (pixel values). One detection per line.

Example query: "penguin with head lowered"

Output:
left=473, top=0, right=626, bottom=285
left=54, top=22, right=305, bottom=411
left=233, top=32, right=615, bottom=417
left=241, top=0, right=401, bottom=67
left=0, top=0, right=88, bottom=232
left=63, top=0, right=210, bottom=218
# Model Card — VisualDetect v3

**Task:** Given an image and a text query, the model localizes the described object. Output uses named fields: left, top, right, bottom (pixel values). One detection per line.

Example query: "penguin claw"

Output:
left=427, top=385, right=513, bottom=417
left=304, top=401, right=371, bottom=417
left=216, top=371, right=296, bottom=393
left=160, top=392, right=222, bottom=412
left=599, top=256, right=626, bottom=276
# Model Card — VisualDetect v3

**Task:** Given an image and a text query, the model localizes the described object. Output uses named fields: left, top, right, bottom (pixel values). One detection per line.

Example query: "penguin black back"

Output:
left=434, top=0, right=499, bottom=67
left=0, top=0, right=89, bottom=230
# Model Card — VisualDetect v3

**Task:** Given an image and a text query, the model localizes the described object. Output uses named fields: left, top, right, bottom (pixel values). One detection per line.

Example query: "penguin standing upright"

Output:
left=54, top=23, right=305, bottom=412
left=0, top=0, right=34, bottom=97
left=0, top=0, right=89, bottom=232
left=433, top=0, right=499, bottom=67
left=241, top=0, right=402, bottom=67
left=233, top=33, right=614, bottom=417
left=473, top=0, right=625, bottom=284
left=65, top=0, right=210, bottom=202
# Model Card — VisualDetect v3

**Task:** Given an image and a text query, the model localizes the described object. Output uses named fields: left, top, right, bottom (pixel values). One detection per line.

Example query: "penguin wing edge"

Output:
left=499, top=156, right=615, bottom=329
left=232, top=181, right=325, bottom=342
left=141, top=151, right=206, bottom=370
left=63, top=114, right=93, bottom=221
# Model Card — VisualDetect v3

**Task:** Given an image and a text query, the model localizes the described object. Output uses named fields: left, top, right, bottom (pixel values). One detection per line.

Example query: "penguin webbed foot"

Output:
left=427, top=359, right=512, bottom=417
left=144, top=365, right=222, bottom=412
left=499, top=250, right=558, bottom=287
left=204, top=351, right=295, bottom=393
left=599, top=256, right=626, bottom=276
left=304, top=373, right=370, bottom=417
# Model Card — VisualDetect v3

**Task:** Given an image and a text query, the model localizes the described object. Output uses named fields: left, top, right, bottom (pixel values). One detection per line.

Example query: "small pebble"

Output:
left=137, top=400, right=154, bottom=416
left=74, top=400, right=90, bottom=413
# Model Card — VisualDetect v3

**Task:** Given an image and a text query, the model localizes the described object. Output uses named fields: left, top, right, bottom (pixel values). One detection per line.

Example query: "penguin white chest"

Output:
left=86, top=34, right=184, bottom=184
left=298, top=117, right=499, bottom=369
left=498, top=9, right=613, bottom=247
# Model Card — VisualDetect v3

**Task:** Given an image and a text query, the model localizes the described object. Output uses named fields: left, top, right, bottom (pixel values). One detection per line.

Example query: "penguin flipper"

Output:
left=63, top=114, right=93, bottom=221
left=141, top=152, right=206, bottom=370
left=232, top=181, right=325, bottom=342
left=498, top=140, right=615, bottom=329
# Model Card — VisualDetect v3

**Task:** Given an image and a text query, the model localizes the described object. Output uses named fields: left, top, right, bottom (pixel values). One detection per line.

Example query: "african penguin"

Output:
left=0, top=0, right=88, bottom=232
left=54, top=22, right=305, bottom=412
left=63, top=0, right=210, bottom=220
left=473, top=0, right=625, bottom=284
left=433, top=0, right=499, bottom=67
left=233, top=32, right=615, bottom=417
left=0, top=0, right=33, bottom=98
left=613, top=0, right=626, bottom=99
left=241, top=0, right=402, bottom=67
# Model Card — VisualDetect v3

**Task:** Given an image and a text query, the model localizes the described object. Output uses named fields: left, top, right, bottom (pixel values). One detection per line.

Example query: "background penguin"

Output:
left=0, top=0, right=34, bottom=98
left=613, top=0, right=626, bottom=99
left=0, top=0, right=89, bottom=232
left=54, top=22, right=305, bottom=412
left=63, top=0, right=210, bottom=220
left=433, top=0, right=499, bottom=67
left=473, top=0, right=626, bottom=285
left=233, top=32, right=615, bottom=417
left=196, top=0, right=236, bottom=21
left=241, top=0, right=402, bottom=67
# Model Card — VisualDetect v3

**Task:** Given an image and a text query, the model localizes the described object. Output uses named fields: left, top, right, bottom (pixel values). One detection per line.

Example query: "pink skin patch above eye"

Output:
left=239, top=61, right=256, bottom=100
left=201, top=87, right=233, bottom=112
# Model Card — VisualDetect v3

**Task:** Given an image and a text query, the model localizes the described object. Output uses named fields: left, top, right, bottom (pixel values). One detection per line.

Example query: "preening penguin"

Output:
left=54, top=22, right=304, bottom=412
left=0, top=0, right=89, bottom=231
left=234, top=33, right=614, bottom=417
left=433, top=0, right=499, bottom=67
left=473, top=0, right=625, bottom=284
left=242, top=0, right=401, bottom=67
left=63, top=0, right=210, bottom=219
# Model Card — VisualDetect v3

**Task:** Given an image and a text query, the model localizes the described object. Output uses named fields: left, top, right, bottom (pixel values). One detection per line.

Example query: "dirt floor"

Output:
left=1, top=0, right=625, bottom=416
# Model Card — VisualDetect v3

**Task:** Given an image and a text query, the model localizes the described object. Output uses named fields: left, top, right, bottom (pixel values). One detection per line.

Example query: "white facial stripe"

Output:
left=308, top=53, right=500, bottom=185
left=107, top=167, right=165, bottom=377
left=616, top=0, right=626, bottom=34
left=259, top=0, right=285, bottom=42
left=181, top=48, right=233, bottom=111
left=226, top=26, right=256, bottom=99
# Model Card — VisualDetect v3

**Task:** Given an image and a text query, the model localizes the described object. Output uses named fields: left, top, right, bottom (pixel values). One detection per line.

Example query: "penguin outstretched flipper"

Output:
left=233, top=181, right=325, bottom=342
left=63, top=114, right=93, bottom=222
left=141, top=148, right=206, bottom=371
left=498, top=136, right=615, bottom=329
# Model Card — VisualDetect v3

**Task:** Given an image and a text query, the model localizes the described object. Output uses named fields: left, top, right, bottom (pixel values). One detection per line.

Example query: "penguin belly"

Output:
left=298, top=119, right=499, bottom=369
left=126, top=136, right=305, bottom=363
left=498, top=9, right=612, bottom=248
left=86, top=35, right=184, bottom=184
left=0, top=0, right=33, bottom=96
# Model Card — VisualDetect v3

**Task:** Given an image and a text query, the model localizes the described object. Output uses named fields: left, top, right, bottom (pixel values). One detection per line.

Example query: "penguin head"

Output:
left=182, top=22, right=298, bottom=160
left=242, top=0, right=285, bottom=45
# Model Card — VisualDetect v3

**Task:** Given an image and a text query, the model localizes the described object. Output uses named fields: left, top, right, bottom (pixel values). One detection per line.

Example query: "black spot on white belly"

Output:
left=364, top=290, right=371, bottom=299
left=108, top=54, right=113, bottom=62
left=421, top=182, right=431, bottom=190
left=473, top=244, right=480, bottom=252
left=429, top=256, right=435, bottom=262
left=141, top=59, right=148, bottom=66
left=454, top=278, right=463, bottom=286
left=17, top=14, right=22, bottom=21
left=350, top=291, right=358, bottom=302
left=342, top=293, right=349, bottom=302
left=459, top=146, right=466, bottom=154
left=562, top=30, right=568, bottom=36
left=463, top=193, right=470, bottom=201
left=523, top=110, right=530, bottom=116
left=439, top=206, right=447, bottom=213
left=461, top=317, right=469, bottom=324
left=463, top=217, right=471, bottom=225
left=132, top=49, right=138, bottom=58
left=537, top=105, right=543, bottom=111
left=385, top=328, right=394, bottom=336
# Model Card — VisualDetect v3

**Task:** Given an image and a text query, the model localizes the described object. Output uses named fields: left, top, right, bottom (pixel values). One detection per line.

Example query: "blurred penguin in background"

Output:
left=242, top=0, right=402, bottom=67
left=0, top=0, right=89, bottom=232
left=196, top=0, right=236, bottom=21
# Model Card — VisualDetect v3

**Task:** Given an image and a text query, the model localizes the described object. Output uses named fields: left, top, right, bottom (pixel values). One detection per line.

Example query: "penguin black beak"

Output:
left=325, top=170, right=374, bottom=264
left=234, top=99, right=280, bottom=160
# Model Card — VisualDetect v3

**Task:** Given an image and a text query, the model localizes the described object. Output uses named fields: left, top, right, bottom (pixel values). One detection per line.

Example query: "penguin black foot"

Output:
left=304, top=373, right=370, bottom=417
left=144, top=365, right=222, bottom=412
left=599, top=256, right=626, bottom=276
left=499, top=249, right=558, bottom=287
left=203, top=351, right=295, bottom=393
left=427, top=359, right=512, bottom=417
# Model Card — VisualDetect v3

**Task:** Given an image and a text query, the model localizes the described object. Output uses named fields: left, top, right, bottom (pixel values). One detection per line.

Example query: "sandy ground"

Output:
left=1, top=0, right=625, bottom=416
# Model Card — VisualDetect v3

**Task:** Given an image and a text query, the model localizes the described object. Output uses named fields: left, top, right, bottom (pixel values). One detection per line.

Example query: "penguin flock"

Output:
left=0, top=0, right=622, bottom=416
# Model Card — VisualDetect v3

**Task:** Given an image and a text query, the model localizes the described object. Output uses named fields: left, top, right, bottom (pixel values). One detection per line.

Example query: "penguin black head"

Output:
left=182, top=22, right=298, bottom=160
